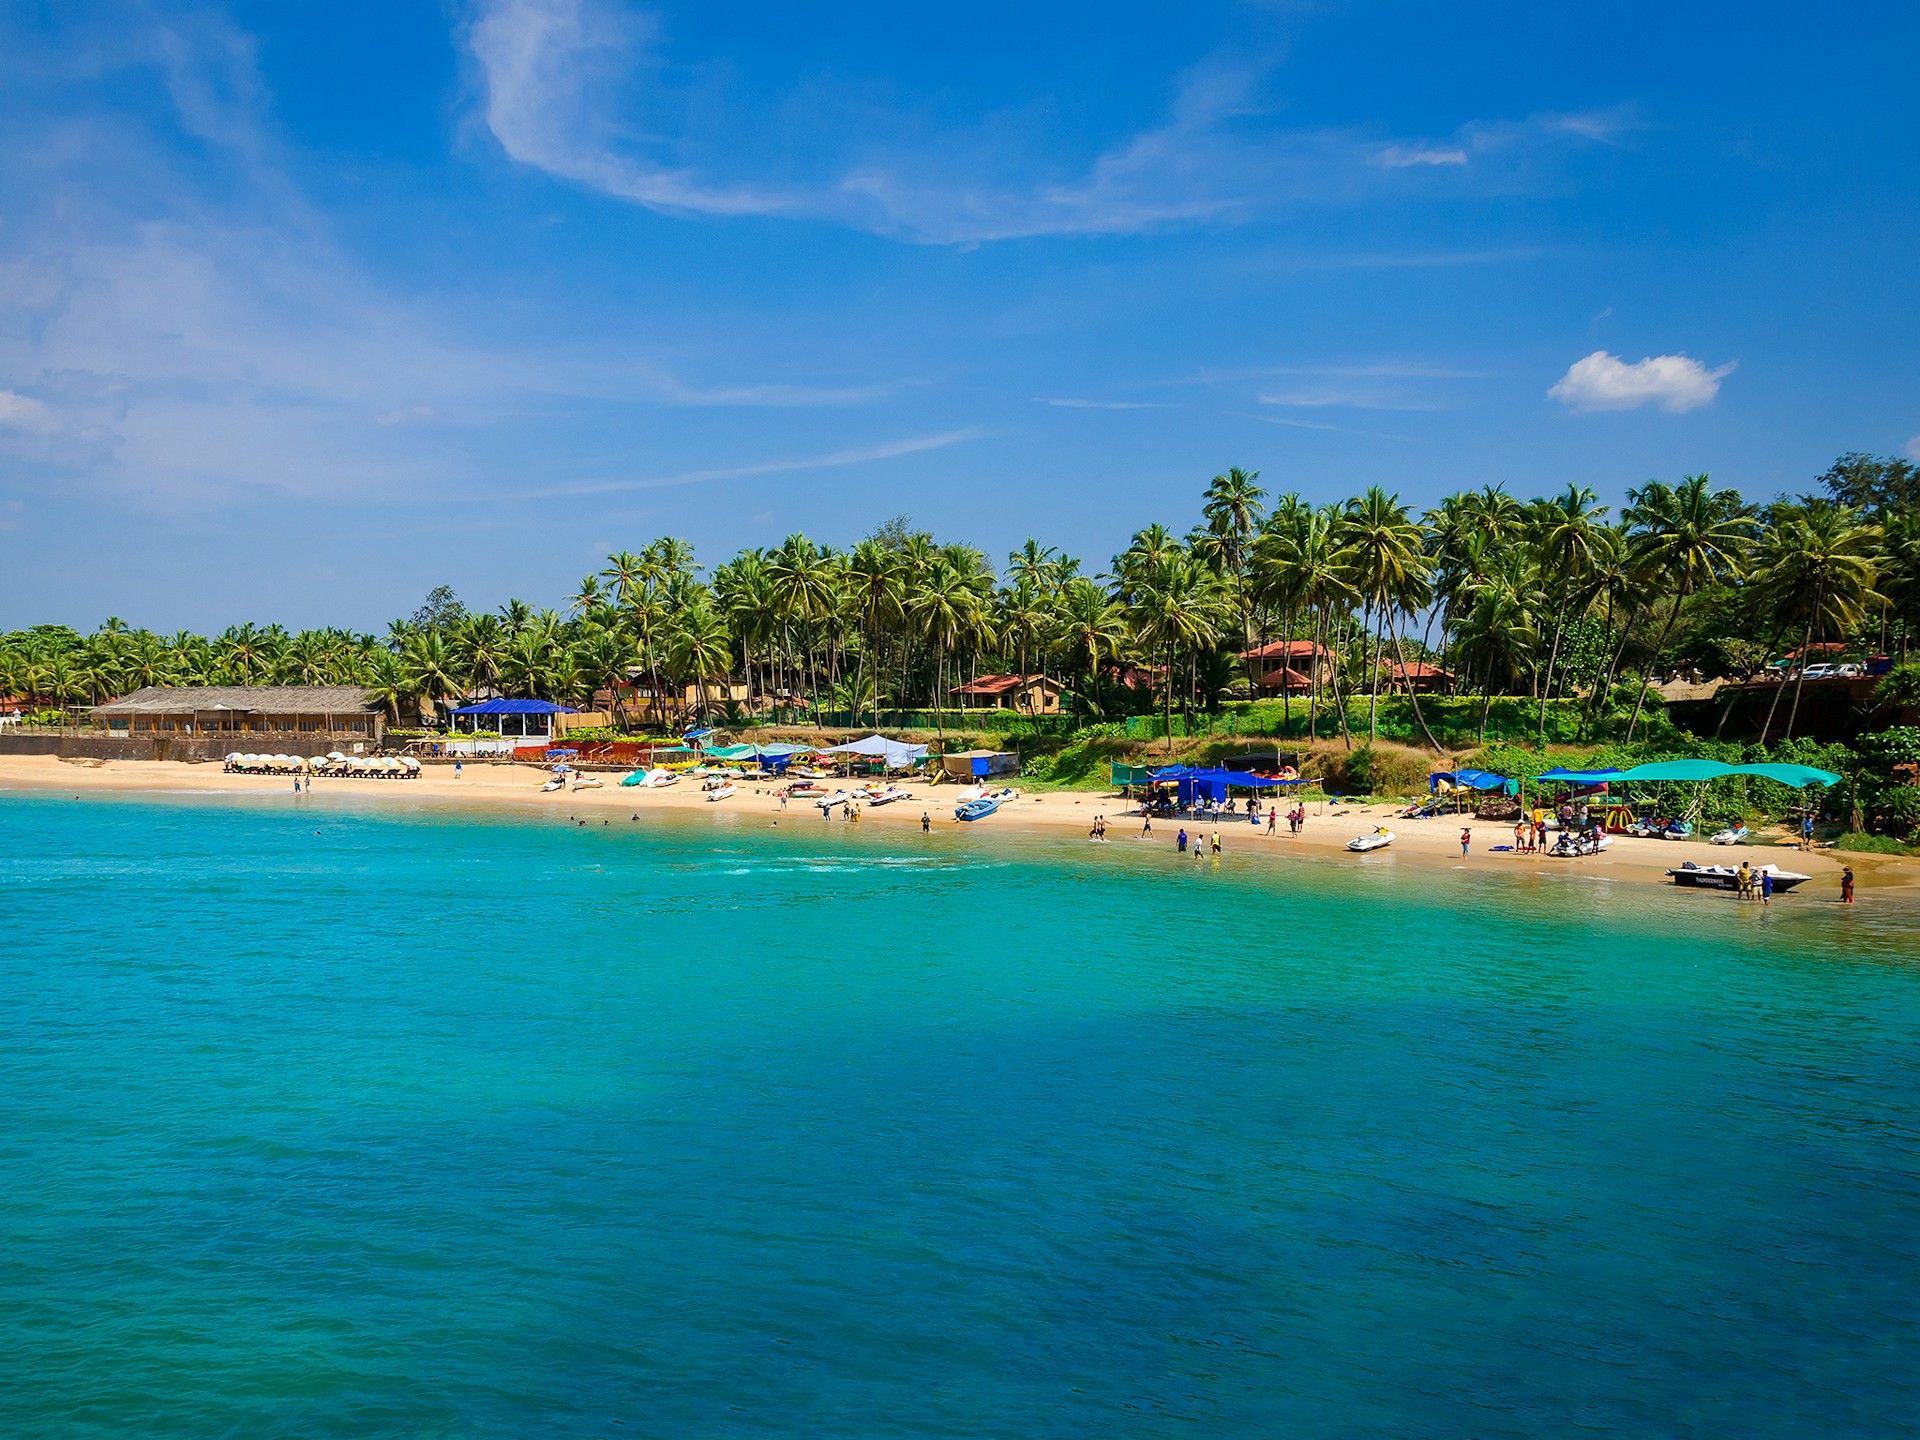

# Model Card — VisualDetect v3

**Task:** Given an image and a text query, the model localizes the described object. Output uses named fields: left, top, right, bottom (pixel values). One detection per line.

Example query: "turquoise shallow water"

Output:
left=3, top=791, right=1919, bottom=1437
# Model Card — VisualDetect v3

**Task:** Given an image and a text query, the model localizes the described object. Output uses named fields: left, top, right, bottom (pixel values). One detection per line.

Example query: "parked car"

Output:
left=1834, top=663, right=1864, bottom=677
left=1800, top=663, right=1836, bottom=680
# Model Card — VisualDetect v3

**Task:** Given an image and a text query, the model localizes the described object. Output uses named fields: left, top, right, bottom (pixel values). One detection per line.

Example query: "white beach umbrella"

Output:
left=309, top=756, right=329, bottom=769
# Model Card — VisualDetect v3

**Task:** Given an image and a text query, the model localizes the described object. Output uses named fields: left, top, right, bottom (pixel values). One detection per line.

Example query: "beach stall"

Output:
left=1147, top=764, right=1305, bottom=816
left=448, top=698, right=579, bottom=752
left=705, top=741, right=815, bottom=775
left=939, top=748, right=1019, bottom=781
left=1427, top=767, right=1517, bottom=815
left=821, top=735, right=931, bottom=774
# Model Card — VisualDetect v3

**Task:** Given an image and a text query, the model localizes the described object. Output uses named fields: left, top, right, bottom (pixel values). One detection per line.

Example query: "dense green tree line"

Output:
left=5, top=453, right=1917, bottom=748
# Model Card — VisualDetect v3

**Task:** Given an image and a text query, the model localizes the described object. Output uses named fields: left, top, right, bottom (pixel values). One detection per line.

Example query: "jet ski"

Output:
left=1345, top=826, right=1394, bottom=852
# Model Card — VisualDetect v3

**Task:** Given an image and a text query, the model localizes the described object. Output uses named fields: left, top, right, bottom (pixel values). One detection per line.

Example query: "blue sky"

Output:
left=2, top=1, right=1917, bottom=631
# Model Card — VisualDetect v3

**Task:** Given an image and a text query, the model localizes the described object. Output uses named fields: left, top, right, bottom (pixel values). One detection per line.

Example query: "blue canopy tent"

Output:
left=448, top=697, right=578, bottom=741
left=1149, top=764, right=1307, bottom=808
left=1428, top=768, right=1517, bottom=796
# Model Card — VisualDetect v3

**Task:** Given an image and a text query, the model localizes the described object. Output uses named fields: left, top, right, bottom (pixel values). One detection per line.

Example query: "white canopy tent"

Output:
left=818, top=734, right=930, bottom=771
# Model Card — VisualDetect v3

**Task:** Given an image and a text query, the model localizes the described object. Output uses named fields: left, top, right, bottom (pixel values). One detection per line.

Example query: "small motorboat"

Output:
left=955, top=795, right=1001, bottom=821
left=572, top=775, right=605, bottom=790
left=783, top=779, right=824, bottom=796
left=815, top=789, right=852, bottom=812
left=863, top=784, right=911, bottom=806
left=1546, top=830, right=1614, bottom=857
left=951, top=784, right=985, bottom=804
left=1708, top=824, right=1750, bottom=846
left=1668, top=861, right=1812, bottom=892
left=1346, top=826, right=1395, bottom=852
left=702, top=777, right=736, bottom=802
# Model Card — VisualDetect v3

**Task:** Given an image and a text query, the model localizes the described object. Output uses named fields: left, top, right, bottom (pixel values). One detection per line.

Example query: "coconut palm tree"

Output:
left=399, top=631, right=463, bottom=722
left=1338, top=487, right=1439, bottom=749
left=1053, top=577, right=1130, bottom=709
left=1125, top=552, right=1225, bottom=754
left=1528, top=485, right=1610, bottom=747
left=1751, top=501, right=1882, bottom=740
left=905, top=558, right=982, bottom=738
left=845, top=540, right=902, bottom=727
left=1620, top=475, right=1756, bottom=741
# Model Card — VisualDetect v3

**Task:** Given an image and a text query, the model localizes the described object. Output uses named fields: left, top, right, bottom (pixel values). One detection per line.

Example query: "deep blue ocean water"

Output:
left=3, top=789, right=1918, bottom=1438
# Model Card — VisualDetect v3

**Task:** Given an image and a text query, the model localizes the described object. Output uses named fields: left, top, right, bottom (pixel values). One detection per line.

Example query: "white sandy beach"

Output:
left=4, top=753, right=1906, bottom=900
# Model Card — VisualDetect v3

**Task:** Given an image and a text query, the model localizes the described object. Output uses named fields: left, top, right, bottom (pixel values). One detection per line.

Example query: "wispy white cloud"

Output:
left=1548, top=350, right=1733, bottom=413
left=469, top=0, right=790, bottom=217
left=1259, top=388, right=1445, bottom=412
left=538, top=427, right=982, bottom=497
left=464, top=0, right=1629, bottom=245
left=0, top=389, right=56, bottom=433
left=1037, top=397, right=1176, bottom=410
left=1905, top=434, right=1920, bottom=461
left=1371, top=145, right=1467, bottom=168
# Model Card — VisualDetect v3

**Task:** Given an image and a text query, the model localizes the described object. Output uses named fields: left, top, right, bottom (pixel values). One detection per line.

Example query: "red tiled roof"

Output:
left=1252, top=667, right=1314, bottom=690
left=951, top=673, right=1058, bottom=696
left=1388, top=661, right=1455, bottom=680
left=1241, top=640, right=1330, bottom=661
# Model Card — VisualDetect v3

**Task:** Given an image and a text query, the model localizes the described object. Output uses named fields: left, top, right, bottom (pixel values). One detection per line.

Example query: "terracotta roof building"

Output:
left=1239, top=639, right=1334, bottom=692
left=949, top=674, right=1065, bottom=713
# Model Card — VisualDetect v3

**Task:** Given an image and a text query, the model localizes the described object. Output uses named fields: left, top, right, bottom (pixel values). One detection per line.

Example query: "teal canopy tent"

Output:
left=1605, top=759, right=1842, bottom=787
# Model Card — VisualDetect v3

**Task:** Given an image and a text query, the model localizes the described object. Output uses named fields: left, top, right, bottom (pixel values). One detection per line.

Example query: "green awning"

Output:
left=1112, top=763, right=1156, bottom=786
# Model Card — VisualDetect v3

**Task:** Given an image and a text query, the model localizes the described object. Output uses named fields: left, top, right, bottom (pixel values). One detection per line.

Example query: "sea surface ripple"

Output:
left=3, top=792, right=1918, bottom=1437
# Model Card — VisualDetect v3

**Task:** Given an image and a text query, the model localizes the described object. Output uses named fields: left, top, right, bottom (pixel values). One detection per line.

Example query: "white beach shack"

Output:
left=447, top=698, right=579, bottom=752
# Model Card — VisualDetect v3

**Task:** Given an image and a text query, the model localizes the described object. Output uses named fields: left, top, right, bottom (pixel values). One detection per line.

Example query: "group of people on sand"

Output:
left=1088, top=814, right=1112, bottom=841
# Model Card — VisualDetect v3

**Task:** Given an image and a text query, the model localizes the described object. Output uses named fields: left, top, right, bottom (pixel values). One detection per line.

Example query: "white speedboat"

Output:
left=1346, top=826, right=1395, bottom=852
left=1668, top=861, right=1811, bottom=892
left=702, top=777, right=736, bottom=802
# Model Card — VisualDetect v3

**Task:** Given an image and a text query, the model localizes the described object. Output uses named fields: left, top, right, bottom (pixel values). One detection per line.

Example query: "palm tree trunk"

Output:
left=1163, top=639, right=1175, bottom=755
left=1782, top=580, right=1826, bottom=742
left=1537, top=595, right=1570, bottom=750
left=1364, top=597, right=1382, bottom=745
left=1623, top=588, right=1687, bottom=744
left=1388, top=609, right=1444, bottom=753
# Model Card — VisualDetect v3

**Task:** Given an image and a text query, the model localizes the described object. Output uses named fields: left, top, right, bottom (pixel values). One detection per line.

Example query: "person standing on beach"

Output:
left=1460, top=826, right=1472, bottom=858
left=1210, top=830, right=1221, bottom=856
left=1802, top=814, right=1815, bottom=850
left=1177, top=828, right=1188, bottom=853
left=1841, top=867, right=1855, bottom=903
left=455, top=758, right=462, bottom=780
left=1761, top=869, right=1774, bottom=905
left=1267, top=805, right=1277, bottom=835
left=921, top=810, right=930, bottom=832
left=1142, top=813, right=1152, bottom=837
